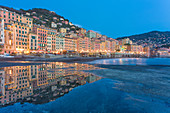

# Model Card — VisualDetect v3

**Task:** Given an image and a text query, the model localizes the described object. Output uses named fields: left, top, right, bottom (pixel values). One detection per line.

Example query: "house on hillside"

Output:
left=51, top=22, right=57, bottom=28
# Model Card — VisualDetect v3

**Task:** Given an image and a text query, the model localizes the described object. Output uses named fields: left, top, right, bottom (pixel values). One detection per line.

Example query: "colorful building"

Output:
left=37, top=27, right=48, bottom=52
left=0, top=7, right=33, bottom=54
left=13, top=21, right=30, bottom=54
left=64, top=38, right=77, bottom=52
left=86, top=30, right=96, bottom=38
left=60, top=28, right=67, bottom=33
left=77, top=37, right=90, bottom=53
left=79, top=28, right=86, bottom=35
left=4, top=24, right=15, bottom=54
left=143, top=46, right=150, bottom=57
left=0, top=6, right=150, bottom=56
left=0, top=16, right=4, bottom=45
left=56, top=36, right=65, bottom=53
left=157, top=48, right=170, bottom=57
left=127, top=44, right=143, bottom=54
left=96, top=33, right=102, bottom=38
left=122, top=38, right=133, bottom=45
left=47, top=28, right=57, bottom=52
left=0, top=8, right=16, bottom=24
left=28, top=33, right=38, bottom=51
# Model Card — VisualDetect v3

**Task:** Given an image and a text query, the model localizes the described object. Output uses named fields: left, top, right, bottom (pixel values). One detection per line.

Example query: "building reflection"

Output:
left=0, top=62, right=101, bottom=106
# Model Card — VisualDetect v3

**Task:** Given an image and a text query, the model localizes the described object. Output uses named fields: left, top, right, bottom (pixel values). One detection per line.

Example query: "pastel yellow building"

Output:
left=60, top=28, right=67, bottom=33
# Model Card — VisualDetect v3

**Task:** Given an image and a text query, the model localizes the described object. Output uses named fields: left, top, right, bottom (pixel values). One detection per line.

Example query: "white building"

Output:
left=26, top=12, right=30, bottom=16
left=0, top=68, right=5, bottom=96
left=57, top=23, right=62, bottom=26
left=47, top=35, right=52, bottom=51
left=56, top=37, right=65, bottom=52
left=28, top=33, right=38, bottom=51
left=60, top=18, right=64, bottom=21
left=0, top=17, right=4, bottom=45
left=51, top=22, right=57, bottom=28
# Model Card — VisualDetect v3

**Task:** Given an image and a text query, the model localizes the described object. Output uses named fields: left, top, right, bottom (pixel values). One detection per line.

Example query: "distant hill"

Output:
left=0, top=5, right=80, bottom=32
left=117, top=31, right=170, bottom=48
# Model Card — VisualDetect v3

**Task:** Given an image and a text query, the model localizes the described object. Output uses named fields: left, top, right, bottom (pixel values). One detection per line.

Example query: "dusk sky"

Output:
left=1, top=0, right=170, bottom=38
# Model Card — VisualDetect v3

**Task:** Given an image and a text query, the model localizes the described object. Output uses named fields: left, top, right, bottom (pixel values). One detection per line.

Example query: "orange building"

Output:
left=0, top=8, right=16, bottom=24
left=127, top=44, right=143, bottom=54
left=143, top=46, right=150, bottom=57
left=0, top=7, right=33, bottom=54
left=64, top=37, right=77, bottom=52
left=4, top=24, right=15, bottom=54
left=37, top=27, right=48, bottom=52
left=13, top=21, right=30, bottom=54
left=77, top=37, right=91, bottom=53
left=0, top=66, right=33, bottom=105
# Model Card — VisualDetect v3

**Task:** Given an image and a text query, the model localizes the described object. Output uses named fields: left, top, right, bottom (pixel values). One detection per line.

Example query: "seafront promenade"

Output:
left=0, top=51, right=151, bottom=62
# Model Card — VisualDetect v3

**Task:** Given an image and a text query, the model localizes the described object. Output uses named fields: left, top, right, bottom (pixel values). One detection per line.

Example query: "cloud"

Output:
left=14, top=7, right=20, bottom=10
left=73, top=23, right=82, bottom=28
left=93, top=30, right=101, bottom=34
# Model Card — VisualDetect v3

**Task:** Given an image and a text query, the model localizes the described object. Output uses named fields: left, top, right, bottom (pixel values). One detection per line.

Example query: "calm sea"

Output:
left=0, top=58, right=170, bottom=113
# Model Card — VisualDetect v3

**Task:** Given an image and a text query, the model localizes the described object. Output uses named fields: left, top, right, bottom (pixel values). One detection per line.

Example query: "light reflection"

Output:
left=0, top=62, right=102, bottom=106
left=91, top=58, right=155, bottom=65
left=119, top=59, right=123, bottom=64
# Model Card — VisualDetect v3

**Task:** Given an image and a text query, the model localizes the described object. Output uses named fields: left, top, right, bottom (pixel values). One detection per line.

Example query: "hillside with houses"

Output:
left=0, top=5, right=80, bottom=33
left=0, top=5, right=169, bottom=58
left=117, top=31, right=170, bottom=48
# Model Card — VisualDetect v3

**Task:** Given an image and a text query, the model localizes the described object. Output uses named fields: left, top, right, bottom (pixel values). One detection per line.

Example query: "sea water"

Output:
left=0, top=58, right=170, bottom=113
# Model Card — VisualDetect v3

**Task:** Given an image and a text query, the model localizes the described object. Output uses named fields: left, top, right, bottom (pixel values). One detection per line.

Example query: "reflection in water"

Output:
left=0, top=62, right=101, bottom=107
left=89, top=58, right=170, bottom=65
